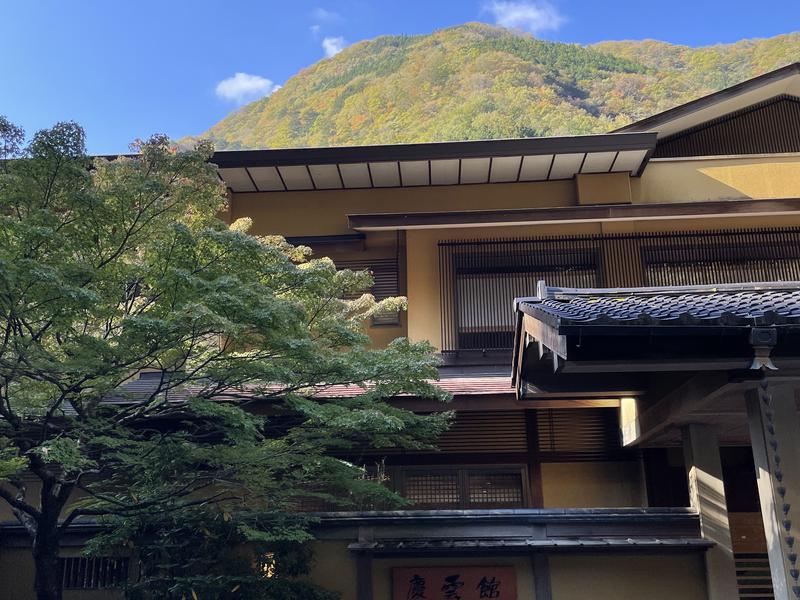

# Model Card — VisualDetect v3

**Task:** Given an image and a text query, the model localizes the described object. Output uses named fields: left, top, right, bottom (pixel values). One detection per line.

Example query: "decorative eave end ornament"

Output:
left=750, top=327, right=779, bottom=371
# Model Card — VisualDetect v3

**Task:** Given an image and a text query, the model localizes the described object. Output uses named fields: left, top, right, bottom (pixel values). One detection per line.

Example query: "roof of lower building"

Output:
left=348, top=537, right=713, bottom=553
left=106, top=372, right=514, bottom=406
left=511, top=281, right=800, bottom=392
left=308, top=376, right=514, bottom=398
left=518, top=281, right=800, bottom=329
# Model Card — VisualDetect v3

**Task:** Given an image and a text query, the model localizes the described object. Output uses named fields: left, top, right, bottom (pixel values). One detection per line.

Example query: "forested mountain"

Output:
left=192, top=23, right=800, bottom=150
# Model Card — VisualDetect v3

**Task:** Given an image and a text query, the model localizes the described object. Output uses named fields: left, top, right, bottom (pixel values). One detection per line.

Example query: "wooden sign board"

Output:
left=393, top=566, right=517, bottom=600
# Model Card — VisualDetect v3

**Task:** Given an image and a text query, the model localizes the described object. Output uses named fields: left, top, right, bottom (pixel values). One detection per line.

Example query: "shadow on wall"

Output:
left=638, top=157, right=800, bottom=203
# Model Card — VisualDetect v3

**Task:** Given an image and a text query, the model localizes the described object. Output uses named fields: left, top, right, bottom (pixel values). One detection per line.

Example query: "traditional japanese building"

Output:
left=3, top=62, right=800, bottom=599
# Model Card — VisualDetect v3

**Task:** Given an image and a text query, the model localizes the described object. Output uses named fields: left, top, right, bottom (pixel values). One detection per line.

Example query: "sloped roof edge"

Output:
left=615, top=62, right=800, bottom=137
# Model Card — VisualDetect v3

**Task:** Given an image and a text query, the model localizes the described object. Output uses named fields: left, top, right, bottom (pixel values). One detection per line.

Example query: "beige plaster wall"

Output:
left=229, top=154, right=800, bottom=351
left=542, top=462, right=644, bottom=508
left=0, top=547, right=124, bottom=600
left=550, top=553, right=707, bottom=600
left=308, top=542, right=708, bottom=600
left=230, top=156, right=800, bottom=241
left=232, top=180, right=576, bottom=237
left=306, top=540, right=360, bottom=600
left=636, top=155, right=800, bottom=203
left=576, top=172, right=632, bottom=205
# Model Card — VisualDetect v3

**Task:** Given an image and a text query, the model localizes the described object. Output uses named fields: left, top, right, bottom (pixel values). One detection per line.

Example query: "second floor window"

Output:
left=440, top=239, right=601, bottom=352
left=439, top=228, right=800, bottom=353
left=396, top=466, right=528, bottom=510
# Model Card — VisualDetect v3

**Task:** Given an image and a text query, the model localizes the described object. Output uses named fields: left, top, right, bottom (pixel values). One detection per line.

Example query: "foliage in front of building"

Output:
left=0, top=117, right=450, bottom=599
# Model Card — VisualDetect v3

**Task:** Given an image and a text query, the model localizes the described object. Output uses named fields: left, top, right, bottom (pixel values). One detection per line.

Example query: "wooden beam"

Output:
left=559, top=358, right=754, bottom=373
left=621, top=373, right=732, bottom=447
left=523, top=314, right=567, bottom=359
left=348, top=197, right=800, bottom=231
left=390, top=396, right=622, bottom=412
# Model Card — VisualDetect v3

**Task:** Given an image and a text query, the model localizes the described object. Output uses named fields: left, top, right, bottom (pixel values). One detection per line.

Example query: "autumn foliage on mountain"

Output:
left=193, top=23, right=800, bottom=150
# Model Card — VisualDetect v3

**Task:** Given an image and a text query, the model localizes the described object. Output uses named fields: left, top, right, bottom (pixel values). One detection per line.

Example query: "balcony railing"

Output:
left=438, top=227, right=800, bottom=353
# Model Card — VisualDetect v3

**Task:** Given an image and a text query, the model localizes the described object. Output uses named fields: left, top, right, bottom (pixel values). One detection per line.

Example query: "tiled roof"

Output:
left=519, top=282, right=800, bottom=328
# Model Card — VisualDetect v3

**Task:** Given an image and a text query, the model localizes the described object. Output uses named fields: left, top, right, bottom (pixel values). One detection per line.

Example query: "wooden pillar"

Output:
left=356, top=552, right=374, bottom=600
left=682, top=423, right=739, bottom=600
left=746, top=381, right=800, bottom=600
left=525, top=410, right=544, bottom=508
left=356, top=526, right=374, bottom=600
left=531, top=554, right=552, bottom=600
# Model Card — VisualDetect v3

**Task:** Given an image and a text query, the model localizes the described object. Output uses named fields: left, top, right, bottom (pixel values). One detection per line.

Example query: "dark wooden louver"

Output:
left=654, top=95, right=800, bottom=158
left=336, top=257, right=400, bottom=325
left=439, top=228, right=800, bottom=352
left=61, top=557, right=129, bottom=589
left=436, top=411, right=528, bottom=454
left=537, top=408, right=631, bottom=462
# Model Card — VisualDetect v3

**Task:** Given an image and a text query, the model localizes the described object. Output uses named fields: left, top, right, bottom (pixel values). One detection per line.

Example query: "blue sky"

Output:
left=2, top=0, right=798, bottom=154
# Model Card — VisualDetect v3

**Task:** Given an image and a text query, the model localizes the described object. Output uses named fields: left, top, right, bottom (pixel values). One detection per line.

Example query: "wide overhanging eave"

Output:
left=214, top=132, right=656, bottom=193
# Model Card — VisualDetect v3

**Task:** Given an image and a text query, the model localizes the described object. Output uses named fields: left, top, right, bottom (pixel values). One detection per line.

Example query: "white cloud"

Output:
left=322, top=36, right=347, bottom=58
left=484, top=0, right=565, bottom=35
left=215, top=72, right=281, bottom=105
left=310, top=24, right=321, bottom=36
left=311, top=7, right=343, bottom=22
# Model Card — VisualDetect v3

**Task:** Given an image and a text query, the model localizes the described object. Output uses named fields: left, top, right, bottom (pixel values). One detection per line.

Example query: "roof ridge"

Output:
left=534, top=280, right=800, bottom=300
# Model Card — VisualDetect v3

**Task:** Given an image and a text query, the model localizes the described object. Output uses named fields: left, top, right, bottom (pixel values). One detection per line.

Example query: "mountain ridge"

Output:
left=190, top=23, right=800, bottom=150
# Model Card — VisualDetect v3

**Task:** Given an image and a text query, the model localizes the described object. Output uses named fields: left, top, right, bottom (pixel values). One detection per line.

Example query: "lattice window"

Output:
left=400, top=466, right=527, bottom=509
left=402, top=470, right=460, bottom=509
left=438, top=228, right=800, bottom=352
left=440, top=240, right=599, bottom=351
left=642, top=233, right=800, bottom=287
left=61, top=557, right=128, bottom=589
left=467, top=471, right=525, bottom=507
left=735, top=553, right=774, bottom=600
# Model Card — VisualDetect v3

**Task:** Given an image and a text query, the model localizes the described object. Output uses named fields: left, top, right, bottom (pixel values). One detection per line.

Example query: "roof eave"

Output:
left=347, top=197, right=800, bottom=231
left=614, top=62, right=800, bottom=134
left=210, top=132, right=656, bottom=169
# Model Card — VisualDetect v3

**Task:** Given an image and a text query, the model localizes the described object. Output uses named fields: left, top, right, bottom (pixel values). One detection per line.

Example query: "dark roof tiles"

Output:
left=521, top=287, right=800, bottom=328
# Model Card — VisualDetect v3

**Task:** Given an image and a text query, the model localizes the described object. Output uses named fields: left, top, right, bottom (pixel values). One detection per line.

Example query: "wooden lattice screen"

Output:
left=439, top=228, right=800, bottom=352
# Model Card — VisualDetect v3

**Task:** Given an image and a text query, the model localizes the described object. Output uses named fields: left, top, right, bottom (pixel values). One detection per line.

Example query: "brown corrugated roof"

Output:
left=291, top=376, right=514, bottom=399
left=109, top=373, right=515, bottom=404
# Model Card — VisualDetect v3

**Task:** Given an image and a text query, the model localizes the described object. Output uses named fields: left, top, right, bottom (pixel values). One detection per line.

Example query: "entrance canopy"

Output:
left=511, top=281, right=800, bottom=446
